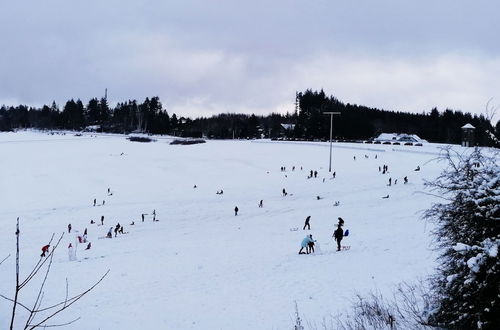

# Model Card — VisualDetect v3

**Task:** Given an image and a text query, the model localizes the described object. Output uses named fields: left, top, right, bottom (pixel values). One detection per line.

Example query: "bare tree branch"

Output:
left=4, top=218, right=109, bottom=329
left=24, top=234, right=63, bottom=329
left=0, top=294, right=32, bottom=312
left=10, top=217, right=21, bottom=330
left=27, top=270, right=110, bottom=330
left=0, top=254, right=10, bottom=266
left=28, top=317, right=81, bottom=328
left=19, top=233, right=58, bottom=290
left=485, top=97, right=499, bottom=123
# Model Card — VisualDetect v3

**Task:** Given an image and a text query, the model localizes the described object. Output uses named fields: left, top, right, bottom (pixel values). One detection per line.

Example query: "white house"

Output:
left=374, top=133, right=427, bottom=143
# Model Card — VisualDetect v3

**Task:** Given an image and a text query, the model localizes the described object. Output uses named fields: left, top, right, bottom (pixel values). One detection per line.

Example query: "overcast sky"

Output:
left=0, top=0, right=498, bottom=119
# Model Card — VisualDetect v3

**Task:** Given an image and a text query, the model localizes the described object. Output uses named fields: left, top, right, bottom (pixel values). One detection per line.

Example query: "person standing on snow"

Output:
left=234, top=206, right=239, bottom=216
left=114, top=223, right=120, bottom=237
left=333, top=225, right=344, bottom=251
left=258, top=200, right=263, bottom=208
left=101, top=215, right=104, bottom=226
left=303, top=216, right=311, bottom=230
left=68, top=223, right=72, bottom=233
left=107, top=227, right=113, bottom=238
left=299, top=234, right=315, bottom=254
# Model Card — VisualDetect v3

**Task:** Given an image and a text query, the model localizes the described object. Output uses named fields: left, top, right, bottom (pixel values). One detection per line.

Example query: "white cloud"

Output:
left=1, top=1, right=499, bottom=122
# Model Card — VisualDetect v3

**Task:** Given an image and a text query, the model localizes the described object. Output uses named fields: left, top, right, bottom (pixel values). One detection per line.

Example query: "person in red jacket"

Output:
left=41, top=244, right=50, bottom=257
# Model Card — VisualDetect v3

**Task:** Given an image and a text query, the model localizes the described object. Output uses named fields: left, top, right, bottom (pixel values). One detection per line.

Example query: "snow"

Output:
left=487, top=244, right=498, bottom=258
left=453, top=243, right=470, bottom=252
left=0, top=130, right=456, bottom=329
left=375, top=133, right=426, bottom=143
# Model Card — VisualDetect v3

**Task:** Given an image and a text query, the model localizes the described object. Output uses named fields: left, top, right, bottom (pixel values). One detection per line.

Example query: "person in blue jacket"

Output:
left=298, top=234, right=315, bottom=254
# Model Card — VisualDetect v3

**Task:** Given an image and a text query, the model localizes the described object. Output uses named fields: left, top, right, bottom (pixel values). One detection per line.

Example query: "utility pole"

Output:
left=323, top=112, right=341, bottom=172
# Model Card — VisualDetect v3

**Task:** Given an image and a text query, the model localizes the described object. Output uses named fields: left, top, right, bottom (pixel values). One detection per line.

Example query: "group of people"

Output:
left=40, top=187, right=161, bottom=261
left=299, top=216, right=346, bottom=254
left=308, top=170, right=319, bottom=178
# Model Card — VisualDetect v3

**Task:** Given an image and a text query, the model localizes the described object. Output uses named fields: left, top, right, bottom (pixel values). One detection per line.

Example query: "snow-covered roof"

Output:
left=462, top=123, right=475, bottom=129
left=375, top=133, right=426, bottom=143
left=280, top=124, right=295, bottom=130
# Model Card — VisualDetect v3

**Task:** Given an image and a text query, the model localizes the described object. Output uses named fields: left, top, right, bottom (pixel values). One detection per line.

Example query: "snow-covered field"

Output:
left=0, top=131, right=451, bottom=329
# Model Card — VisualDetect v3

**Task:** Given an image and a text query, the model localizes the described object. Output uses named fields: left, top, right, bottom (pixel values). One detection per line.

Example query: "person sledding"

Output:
left=298, top=234, right=315, bottom=254
left=40, top=244, right=50, bottom=257
left=333, top=225, right=344, bottom=252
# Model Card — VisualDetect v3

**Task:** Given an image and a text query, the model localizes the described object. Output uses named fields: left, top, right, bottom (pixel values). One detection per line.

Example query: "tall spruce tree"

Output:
left=424, top=148, right=500, bottom=329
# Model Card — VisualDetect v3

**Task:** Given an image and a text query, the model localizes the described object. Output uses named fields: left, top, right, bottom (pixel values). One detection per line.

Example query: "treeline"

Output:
left=0, top=90, right=499, bottom=146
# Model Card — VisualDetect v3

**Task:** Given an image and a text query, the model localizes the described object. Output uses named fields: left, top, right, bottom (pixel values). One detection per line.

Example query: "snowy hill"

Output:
left=0, top=131, right=457, bottom=329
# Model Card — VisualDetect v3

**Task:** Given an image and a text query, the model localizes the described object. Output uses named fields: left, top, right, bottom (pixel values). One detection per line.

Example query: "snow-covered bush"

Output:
left=424, top=147, right=500, bottom=329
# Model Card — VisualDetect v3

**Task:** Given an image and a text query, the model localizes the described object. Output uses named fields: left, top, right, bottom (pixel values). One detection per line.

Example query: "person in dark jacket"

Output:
left=333, top=225, right=344, bottom=251
left=303, top=216, right=311, bottom=230
left=101, top=215, right=104, bottom=225
left=68, top=223, right=72, bottom=233
left=234, top=206, right=239, bottom=216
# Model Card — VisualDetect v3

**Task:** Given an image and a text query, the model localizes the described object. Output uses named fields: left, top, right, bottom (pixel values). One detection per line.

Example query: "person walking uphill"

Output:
left=299, top=234, right=315, bottom=254
left=333, top=225, right=344, bottom=251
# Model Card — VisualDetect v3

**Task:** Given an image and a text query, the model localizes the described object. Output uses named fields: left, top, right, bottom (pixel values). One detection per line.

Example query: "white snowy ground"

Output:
left=0, top=131, right=453, bottom=329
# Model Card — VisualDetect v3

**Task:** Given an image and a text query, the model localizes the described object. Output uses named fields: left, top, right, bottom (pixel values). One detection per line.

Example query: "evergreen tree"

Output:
left=424, top=148, right=500, bottom=329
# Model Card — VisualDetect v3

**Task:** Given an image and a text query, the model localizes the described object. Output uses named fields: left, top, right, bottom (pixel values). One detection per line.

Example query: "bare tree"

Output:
left=485, top=97, right=499, bottom=123
left=1, top=217, right=109, bottom=329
